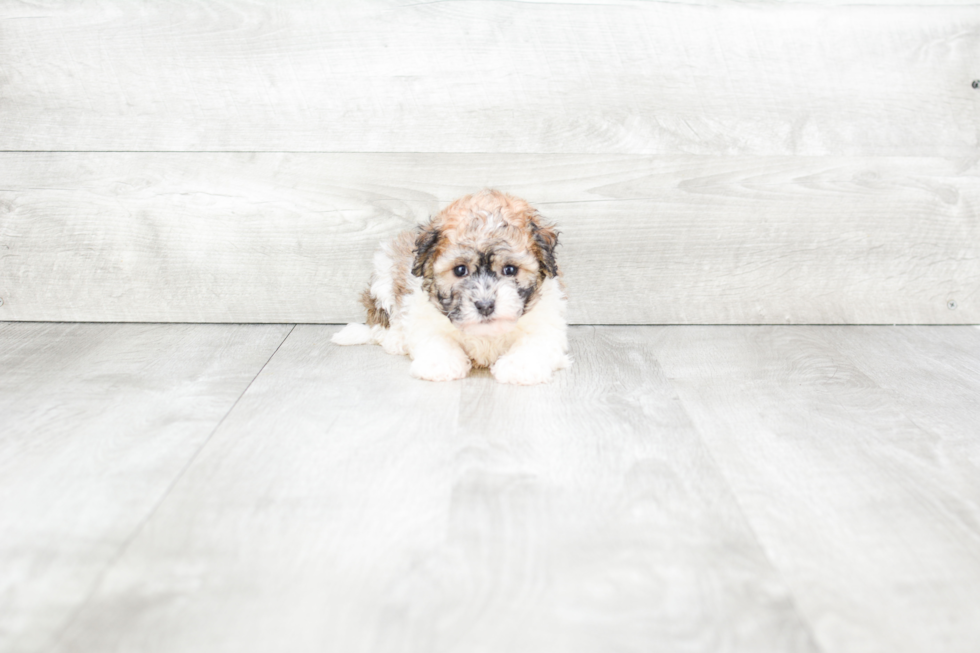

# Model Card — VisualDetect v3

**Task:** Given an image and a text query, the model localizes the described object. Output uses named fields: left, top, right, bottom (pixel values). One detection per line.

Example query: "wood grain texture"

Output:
left=654, top=325, right=980, bottom=653
left=47, top=325, right=818, bottom=653
left=0, top=323, right=291, bottom=653
left=828, top=326, right=980, bottom=469
left=1, top=152, right=976, bottom=324
left=1, top=1, right=977, bottom=154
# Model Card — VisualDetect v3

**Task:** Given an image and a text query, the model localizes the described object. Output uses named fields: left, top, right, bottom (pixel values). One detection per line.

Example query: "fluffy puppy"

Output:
left=332, top=189, right=571, bottom=384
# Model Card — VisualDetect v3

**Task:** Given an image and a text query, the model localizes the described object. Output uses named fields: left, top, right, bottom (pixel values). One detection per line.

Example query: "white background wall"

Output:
left=1, top=0, right=977, bottom=323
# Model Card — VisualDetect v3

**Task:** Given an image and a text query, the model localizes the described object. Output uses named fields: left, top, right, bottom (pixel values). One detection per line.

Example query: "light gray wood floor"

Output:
left=1, top=323, right=978, bottom=653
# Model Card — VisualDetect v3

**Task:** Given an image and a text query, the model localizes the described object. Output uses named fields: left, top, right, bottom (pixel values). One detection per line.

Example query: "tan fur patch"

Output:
left=339, top=189, right=570, bottom=385
left=405, top=190, right=561, bottom=328
left=362, top=189, right=562, bottom=332
left=387, top=230, right=415, bottom=305
left=361, top=289, right=389, bottom=328
left=414, top=190, right=559, bottom=277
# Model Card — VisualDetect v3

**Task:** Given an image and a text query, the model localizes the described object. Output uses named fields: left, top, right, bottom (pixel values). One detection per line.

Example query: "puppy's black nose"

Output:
left=475, top=300, right=495, bottom=316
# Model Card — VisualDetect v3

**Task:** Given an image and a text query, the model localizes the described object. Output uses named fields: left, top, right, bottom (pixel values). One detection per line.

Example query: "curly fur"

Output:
left=332, top=190, right=571, bottom=385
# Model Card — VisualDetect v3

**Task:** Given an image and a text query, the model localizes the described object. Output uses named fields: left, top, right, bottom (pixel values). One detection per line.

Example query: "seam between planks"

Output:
left=43, top=323, right=298, bottom=652
left=7, top=151, right=974, bottom=157
left=660, top=347, right=829, bottom=653
left=661, top=326, right=980, bottom=651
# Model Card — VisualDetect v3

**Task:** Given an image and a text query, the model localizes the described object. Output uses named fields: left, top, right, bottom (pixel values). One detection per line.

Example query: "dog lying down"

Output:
left=332, top=189, right=571, bottom=384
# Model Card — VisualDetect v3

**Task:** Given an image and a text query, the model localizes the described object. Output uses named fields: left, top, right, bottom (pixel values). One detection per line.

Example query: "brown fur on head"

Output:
left=411, top=189, right=560, bottom=336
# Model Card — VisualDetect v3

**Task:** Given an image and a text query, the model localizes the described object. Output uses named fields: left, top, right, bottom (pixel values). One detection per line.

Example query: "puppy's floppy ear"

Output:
left=530, top=219, right=559, bottom=278
left=411, top=223, right=441, bottom=277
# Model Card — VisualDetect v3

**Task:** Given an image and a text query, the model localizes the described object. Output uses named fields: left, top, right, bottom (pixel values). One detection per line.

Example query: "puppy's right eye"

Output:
left=453, top=265, right=468, bottom=277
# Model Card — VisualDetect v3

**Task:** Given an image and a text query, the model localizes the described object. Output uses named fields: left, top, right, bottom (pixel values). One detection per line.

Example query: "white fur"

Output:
left=332, top=218, right=571, bottom=385
left=454, top=277, right=523, bottom=328
left=369, top=248, right=396, bottom=315
left=333, top=276, right=571, bottom=385
left=331, top=322, right=375, bottom=345
left=490, top=280, right=572, bottom=385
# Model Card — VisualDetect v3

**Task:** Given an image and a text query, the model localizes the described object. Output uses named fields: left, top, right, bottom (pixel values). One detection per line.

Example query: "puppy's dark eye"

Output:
left=502, top=265, right=518, bottom=277
left=453, top=265, right=468, bottom=278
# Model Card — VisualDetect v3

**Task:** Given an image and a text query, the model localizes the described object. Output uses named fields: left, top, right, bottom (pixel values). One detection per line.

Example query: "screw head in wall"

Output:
left=948, top=300, right=958, bottom=310
left=973, top=80, right=980, bottom=89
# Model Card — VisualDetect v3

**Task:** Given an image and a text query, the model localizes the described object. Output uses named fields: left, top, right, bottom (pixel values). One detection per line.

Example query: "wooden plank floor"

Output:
left=0, top=323, right=293, bottom=653
left=1, top=324, right=978, bottom=653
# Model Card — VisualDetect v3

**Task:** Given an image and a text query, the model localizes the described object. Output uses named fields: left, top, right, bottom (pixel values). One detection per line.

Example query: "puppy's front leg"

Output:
left=491, top=327, right=571, bottom=386
left=409, top=334, right=471, bottom=382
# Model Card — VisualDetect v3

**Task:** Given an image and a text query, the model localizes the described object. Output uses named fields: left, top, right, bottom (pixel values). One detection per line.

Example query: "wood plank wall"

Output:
left=1, top=1, right=977, bottom=323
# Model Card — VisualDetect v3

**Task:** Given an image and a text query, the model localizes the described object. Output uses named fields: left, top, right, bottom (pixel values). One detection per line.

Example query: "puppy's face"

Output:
left=412, top=191, right=558, bottom=336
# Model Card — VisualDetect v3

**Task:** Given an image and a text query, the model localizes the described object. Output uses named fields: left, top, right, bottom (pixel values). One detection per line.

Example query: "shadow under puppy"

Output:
left=332, top=189, right=571, bottom=384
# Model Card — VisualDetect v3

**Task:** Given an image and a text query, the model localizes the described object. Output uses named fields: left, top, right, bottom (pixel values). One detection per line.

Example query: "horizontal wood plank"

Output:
left=48, top=325, right=818, bottom=653
left=1, top=152, right=976, bottom=324
left=1, top=1, right=977, bottom=154
left=0, top=323, right=292, bottom=653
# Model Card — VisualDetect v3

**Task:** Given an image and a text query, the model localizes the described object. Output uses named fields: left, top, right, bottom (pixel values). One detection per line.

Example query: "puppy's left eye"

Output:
left=502, top=265, right=518, bottom=276
left=453, top=265, right=469, bottom=277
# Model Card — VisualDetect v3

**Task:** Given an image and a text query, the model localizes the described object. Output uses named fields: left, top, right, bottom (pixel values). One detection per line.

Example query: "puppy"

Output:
left=332, top=189, right=571, bottom=384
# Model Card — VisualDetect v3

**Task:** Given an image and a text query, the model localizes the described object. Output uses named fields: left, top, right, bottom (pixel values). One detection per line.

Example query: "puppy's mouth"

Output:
left=458, top=317, right=518, bottom=337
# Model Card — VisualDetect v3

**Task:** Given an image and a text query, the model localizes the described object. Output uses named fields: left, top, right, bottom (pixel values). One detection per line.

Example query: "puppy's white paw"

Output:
left=491, top=353, right=554, bottom=385
left=331, top=323, right=374, bottom=346
left=410, top=353, right=471, bottom=382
